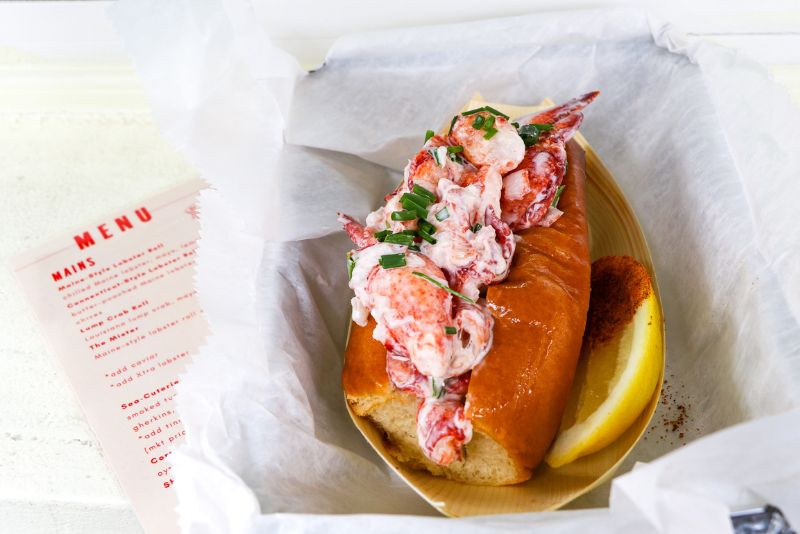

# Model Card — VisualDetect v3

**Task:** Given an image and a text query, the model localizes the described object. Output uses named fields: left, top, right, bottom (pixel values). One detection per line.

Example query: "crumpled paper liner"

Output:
left=111, top=1, right=800, bottom=531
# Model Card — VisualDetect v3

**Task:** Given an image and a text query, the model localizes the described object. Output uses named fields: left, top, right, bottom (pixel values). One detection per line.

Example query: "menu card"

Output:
left=11, top=179, right=208, bottom=534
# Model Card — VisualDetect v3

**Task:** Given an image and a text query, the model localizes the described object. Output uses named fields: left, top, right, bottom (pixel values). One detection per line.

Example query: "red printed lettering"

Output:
left=115, top=216, right=134, bottom=232
left=135, top=207, right=152, bottom=222
left=74, top=231, right=96, bottom=250
left=98, top=224, right=113, bottom=240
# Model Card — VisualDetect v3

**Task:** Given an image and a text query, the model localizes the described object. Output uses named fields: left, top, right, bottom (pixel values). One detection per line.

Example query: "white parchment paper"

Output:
left=111, top=1, right=800, bottom=532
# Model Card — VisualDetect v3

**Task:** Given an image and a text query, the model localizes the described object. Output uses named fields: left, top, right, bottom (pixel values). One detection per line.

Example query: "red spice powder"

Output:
left=585, top=255, right=653, bottom=348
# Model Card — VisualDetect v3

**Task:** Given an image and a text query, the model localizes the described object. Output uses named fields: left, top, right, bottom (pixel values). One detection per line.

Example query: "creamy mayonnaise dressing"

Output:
left=451, top=112, right=525, bottom=174
left=348, top=242, right=413, bottom=325
left=340, top=102, right=579, bottom=466
left=420, top=177, right=512, bottom=302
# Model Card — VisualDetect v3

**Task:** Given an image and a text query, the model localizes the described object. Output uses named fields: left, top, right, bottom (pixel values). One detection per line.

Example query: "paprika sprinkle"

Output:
left=585, top=255, right=653, bottom=349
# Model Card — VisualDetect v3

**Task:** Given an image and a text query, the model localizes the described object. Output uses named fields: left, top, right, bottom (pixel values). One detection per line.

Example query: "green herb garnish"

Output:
left=517, top=123, right=555, bottom=147
left=412, top=271, right=475, bottom=303
left=418, top=219, right=435, bottom=235
left=483, top=127, right=498, bottom=140
left=374, top=229, right=391, bottom=241
left=431, top=378, right=445, bottom=399
left=446, top=145, right=465, bottom=163
left=402, top=192, right=431, bottom=208
left=517, top=124, right=540, bottom=147
left=384, top=232, right=415, bottom=246
left=427, top=148, right=442, bottom=166
left=444, top=326, right=457, bottom=335
left=482, top=105, right=509, bottom=119
left=551, top=185, right=566, bottom=208
left=424, top=129, right=435, bottom=143
left=471, top=223, right=482, bottom=233
left=483, top=115, right=495, bottom=130
left=400, top=194, right=429, bottom=219
left=412, top=184, right=436, bottom=203
left=435, top=207, right=450, bottom=221
left=461, top=107, right=485, bottom=116
left=472, top=115, right=485, bottom=129
left=461, top=105, right=509, bottom=119
left=347, top=252, right=356, bottom=280
left=448, top=115, right=458, bottom=135
left=379, top=253, right=406, bottom=269
left=418, top=229, right=437, bottom=245
left=390, top=210, right=417, bottom=222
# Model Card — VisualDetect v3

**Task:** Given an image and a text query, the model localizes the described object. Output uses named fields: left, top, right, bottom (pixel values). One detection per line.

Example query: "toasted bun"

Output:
left=343, top=140, right=591, bottom=485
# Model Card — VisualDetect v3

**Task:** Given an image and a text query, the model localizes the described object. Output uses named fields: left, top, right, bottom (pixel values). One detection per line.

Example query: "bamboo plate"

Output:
left=344, top=97, right=665, bottom=516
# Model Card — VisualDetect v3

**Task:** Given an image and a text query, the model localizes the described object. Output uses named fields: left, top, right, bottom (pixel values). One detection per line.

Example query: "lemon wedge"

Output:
left=545, top=256, right=662, bottom=468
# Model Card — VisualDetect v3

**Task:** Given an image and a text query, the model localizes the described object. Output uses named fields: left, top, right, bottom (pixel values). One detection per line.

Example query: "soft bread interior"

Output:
left=348, top=390, right=529, bottom=486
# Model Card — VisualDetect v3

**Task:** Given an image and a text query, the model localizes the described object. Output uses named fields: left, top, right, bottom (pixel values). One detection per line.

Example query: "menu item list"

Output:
left=12, top=179, right=208, bottom=534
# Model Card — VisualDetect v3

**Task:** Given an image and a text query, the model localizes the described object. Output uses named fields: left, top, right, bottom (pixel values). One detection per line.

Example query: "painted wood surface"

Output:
left=1, top=2, right=798, bottom=532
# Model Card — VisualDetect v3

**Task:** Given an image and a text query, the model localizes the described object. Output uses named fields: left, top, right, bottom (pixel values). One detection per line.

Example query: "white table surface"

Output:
left=1, top=1, right=799, bottom=533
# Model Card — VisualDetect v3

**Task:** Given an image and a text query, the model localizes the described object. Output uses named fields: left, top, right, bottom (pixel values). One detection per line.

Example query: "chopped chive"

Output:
left=401, top=229, right=417, bottom=236
left=461, top=107, right=485, bottom=116
left=412, top=184, right=436, bottom=203
left=448, top=115, right=458, bottom=135
left=405, top=202, right=428, bottom=219
left=447, top=145, right=464, bottom=154
left=482, top=115, right=495, bottom=130
left=347, top=253, right=356, bottom=280
left=400, top=192, right=428, bottom=207
left=400, top=196, right=428, bottom=219
left=462, top=105, right=509, bottom=119
left=428, top=148, right=443, bottom=167
left=390, top=210, right=417, bottom=221
left=471, top=223, right=482, bottom=233
left=511, top=122, right=520, bottom=129
left=424, top=129, right=435, bottom=143
left=418, top=219, right=435, bottom=235
left=532, top=123, right=554, bottom=131
left=379, top=253, right=406, bottom=269
left=448, top=152, right=464, bottom=164
left=482, top=105, right=509, bottom=119
left=409, top=244, right=421, bottom=252
left=374, top=229, right=391, bottom=241
left=472, top=115, right=485, bottom=129
left=384, top=233, right=415, bottom=246
left=401, top=192, right=431, bottom=208
left=551, top=185, right=566, bottom=208
left=411, top=271, right=475, bottom=303
left=517, top=123, right=542, bottom=147
left=444, top=326, right=458, bottom=335
left=418, top=229, right=437, bottom=244
left=483, top=127, right=498, bottom=140
left=435, top=207, right=450, bottom=221
left=431, top=378, right=445, bottom=399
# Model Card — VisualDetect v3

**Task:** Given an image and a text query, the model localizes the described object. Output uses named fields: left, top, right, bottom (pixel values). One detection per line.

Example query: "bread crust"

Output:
left=467, top=139, right=590, bottom=473
left=342, top=140, right=590, bottom=483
